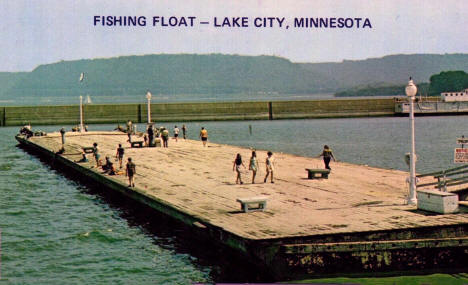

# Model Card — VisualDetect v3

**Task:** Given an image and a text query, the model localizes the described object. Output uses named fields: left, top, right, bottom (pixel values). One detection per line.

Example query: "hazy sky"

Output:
left=1, top=0, right=468, bottom=71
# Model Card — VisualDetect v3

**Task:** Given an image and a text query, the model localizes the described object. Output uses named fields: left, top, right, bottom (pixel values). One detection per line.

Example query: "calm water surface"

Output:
left=1, top=115, right=467, bottom=283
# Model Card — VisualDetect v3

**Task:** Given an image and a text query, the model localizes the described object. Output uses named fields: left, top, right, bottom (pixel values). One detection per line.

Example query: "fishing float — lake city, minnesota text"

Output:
left=93, top=16, right=372, bottom=29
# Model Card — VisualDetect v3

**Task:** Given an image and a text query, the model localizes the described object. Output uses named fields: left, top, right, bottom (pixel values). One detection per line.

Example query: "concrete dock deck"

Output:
left=16, top=131, right=468, bottom=279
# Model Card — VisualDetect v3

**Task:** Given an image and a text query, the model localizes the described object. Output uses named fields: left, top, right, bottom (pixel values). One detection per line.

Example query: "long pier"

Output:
left=16, top=131, right=468, bottom=280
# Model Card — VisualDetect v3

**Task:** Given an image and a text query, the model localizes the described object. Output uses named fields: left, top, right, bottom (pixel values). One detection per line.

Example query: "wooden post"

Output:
left=138, top=104, right=142, bottom=123
left=1, top=107, right=5, bottom=126
left=268, top=102, right=273, bottom=120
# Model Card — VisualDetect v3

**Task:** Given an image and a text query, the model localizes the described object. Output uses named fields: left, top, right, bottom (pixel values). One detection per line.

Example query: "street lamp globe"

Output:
left=405, top=78, right=417, bottom=97
left=146, top=91, right=152, bottom=100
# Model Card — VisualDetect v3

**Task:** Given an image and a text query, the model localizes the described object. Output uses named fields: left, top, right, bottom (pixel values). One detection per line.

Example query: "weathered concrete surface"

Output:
left=16, top=131, right=468, bottom=279
left=21, top=131, right=468, bottom=237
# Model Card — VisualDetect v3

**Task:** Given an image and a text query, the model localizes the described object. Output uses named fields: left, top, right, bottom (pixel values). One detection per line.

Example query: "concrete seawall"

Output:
left=0, top=98, right=395, bottom=126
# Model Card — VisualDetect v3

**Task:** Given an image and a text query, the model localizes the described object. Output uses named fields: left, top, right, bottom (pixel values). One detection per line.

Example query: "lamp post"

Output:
left=146, top=91, right=152, bottom=124
left=406, top=77, right=418, bottom=204
left=79, top=72, right=85, bottom=133
left=79, top=95, right=84, bottom=133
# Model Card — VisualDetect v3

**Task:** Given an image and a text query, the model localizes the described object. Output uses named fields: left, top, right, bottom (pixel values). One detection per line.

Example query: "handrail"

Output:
left=443, top=179, right=468, bottom=188
left=416, top=165, right=468, bottom=192
left=434, top=169, right=468, bottom=178
left=416, top=164, right=468, bottom=178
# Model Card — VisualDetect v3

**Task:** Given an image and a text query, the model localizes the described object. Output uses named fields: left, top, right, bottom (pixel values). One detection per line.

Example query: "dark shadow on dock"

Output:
left=227, top=210, right=245, bottom=214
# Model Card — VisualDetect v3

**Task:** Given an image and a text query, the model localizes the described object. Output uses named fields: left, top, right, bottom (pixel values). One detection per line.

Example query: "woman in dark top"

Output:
left=232, top=153, right=246, bottom=184
left=318, top=145, right=336, bottom=170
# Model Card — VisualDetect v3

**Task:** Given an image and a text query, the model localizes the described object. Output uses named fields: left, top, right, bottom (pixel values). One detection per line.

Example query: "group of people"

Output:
left=142, top=123, right=207, bottom=148
left=232, top=145, right=336, bottom=184
left=232, top=150, right=275, bottom=184
left=75, top=142, right=136, bottom=187
left=140, top=124, right=191, bottom=148
left=77, top=121, right=335, bottom=189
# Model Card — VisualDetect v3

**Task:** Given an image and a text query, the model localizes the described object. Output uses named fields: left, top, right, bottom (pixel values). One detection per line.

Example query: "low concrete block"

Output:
left=417, top=190, right=459, bottom=214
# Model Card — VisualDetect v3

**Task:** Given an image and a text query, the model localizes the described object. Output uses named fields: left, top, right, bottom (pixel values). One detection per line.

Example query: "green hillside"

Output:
left=0, top=72, right=28, bottom=97
left=2, top=54, right=327, bottom=98
left=302, top=54, right=468, bottom=89
left=2, top=53, right=468, bottom=100
left=335, top=70, right=468, bottom=97
left=429, top=70, right=468, bottom=96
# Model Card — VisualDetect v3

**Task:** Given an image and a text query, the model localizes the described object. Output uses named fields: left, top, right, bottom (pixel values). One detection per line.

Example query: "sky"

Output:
left=1, top=0, right=468, bottom=71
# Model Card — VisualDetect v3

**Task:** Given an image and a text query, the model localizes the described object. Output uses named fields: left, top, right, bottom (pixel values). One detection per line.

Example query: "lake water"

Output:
left=1, top=115, right=467, bottom=283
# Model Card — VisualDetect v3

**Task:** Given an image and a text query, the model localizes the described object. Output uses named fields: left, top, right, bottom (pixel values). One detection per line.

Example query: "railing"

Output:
left=394, top=97, right=441, bottom=103
left=417, top=165, right=468, bottom=192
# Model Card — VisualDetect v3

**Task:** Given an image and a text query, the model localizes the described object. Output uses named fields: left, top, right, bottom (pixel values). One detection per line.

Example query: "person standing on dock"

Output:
left=115, top=144, right=125, bottom=168
left=161, top=127, right=169, bottom=148
left=126, top=157, right=136, bottom=187
left=318, top=145, right=336, bottom=170
left=93, top=142, right=102, bottom=167
left=182, top=124, right=187, bottom=139
left=173, top=125, right=180, bottom=142
left=127, top=131, right=132, bottom=144
left=199, top=127, right=208, bottom=147
left=126, top=120, right=133, bottom=134
left=249, top=150, right=258, bottom=184
left=233, top=153, right=246, bottom=184
left=264, top=151, right=275, bottom=183
left=147, top=124, right=154, bottom=146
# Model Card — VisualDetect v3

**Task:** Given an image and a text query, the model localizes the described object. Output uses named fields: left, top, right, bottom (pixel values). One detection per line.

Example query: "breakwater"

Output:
left=0, top=98, right=395, bottom=126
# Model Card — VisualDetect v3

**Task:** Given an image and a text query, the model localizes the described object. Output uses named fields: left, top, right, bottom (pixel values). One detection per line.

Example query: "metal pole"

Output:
left=408, top=95, right=417, bottom=204
left=80, top=95, right=84, bottom=132
left=147, top=97, right=151, bottom=123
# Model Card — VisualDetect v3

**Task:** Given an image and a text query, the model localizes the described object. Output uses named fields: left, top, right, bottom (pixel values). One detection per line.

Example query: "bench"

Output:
left=131, top=141, right=144, bottom=148
left=82, top=147, right=95, bottom=154
left=306, top=168, right=330, bottom=179
left=236, top=196, right=268, bottom=213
